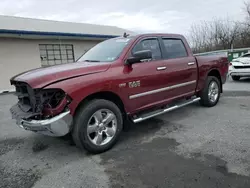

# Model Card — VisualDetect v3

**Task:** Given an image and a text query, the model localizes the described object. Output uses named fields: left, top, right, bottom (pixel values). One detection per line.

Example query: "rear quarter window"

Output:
left=162, top=39, right=188, bottom=59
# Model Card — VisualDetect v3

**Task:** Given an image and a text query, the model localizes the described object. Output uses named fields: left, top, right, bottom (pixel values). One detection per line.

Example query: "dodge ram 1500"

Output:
left=10, top=33, right=229, bottom=153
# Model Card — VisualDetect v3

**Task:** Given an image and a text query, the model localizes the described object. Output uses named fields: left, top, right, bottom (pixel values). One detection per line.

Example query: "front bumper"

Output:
left=230, top=72, right=250, bottom=77
left=229, top=65, right=250, bottom=77
left=11, top=108, right=73, bottom=137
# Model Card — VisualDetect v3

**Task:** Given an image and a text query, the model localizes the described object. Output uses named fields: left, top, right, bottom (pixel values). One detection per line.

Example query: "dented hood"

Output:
left=11, top=62, right=111, bottom=88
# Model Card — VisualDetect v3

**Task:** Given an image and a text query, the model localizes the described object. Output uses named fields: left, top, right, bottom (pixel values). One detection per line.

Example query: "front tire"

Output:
left=72, top=99, right=123, bottom=154
left=231, top=76, right=240, bottom=81
left=199, top=76, right=221, bottom=107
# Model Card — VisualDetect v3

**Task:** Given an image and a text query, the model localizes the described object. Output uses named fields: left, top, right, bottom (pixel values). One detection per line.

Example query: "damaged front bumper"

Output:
left=10, top=105, right=73, bottom=137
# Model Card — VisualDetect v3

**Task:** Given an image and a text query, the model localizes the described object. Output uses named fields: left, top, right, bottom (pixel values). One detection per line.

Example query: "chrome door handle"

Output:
left=188, top=62, right=195, bottom=66
left=157, top=66, right=166, bottom=71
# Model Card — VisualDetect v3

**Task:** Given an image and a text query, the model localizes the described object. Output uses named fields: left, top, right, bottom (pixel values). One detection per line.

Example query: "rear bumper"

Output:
left=11, top=108, right=73, bottom=137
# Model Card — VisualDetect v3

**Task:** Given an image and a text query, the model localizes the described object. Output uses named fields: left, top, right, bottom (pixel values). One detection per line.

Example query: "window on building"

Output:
left=39, top=44, right=75, bottom=66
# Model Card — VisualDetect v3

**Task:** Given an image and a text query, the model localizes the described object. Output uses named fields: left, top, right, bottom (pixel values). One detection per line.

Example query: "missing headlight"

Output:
left=39, top=89, right=66, bottom=109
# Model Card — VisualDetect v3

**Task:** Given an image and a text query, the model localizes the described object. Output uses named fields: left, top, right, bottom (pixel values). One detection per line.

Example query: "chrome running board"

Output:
left=132, top=97, right=201, bottom=123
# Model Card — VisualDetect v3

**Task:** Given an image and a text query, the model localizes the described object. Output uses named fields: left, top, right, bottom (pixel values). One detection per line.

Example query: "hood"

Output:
left=233, top=57, right=250, bottom=64
left=11, top=62, right=111, bottom=88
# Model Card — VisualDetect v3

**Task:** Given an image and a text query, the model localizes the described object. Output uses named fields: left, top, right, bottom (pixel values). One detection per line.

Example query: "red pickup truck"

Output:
left=10, top=33, right=229, bottom=153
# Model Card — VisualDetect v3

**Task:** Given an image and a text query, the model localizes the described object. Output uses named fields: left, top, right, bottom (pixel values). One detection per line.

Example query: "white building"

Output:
left=0, top=15, right=133, bottom=92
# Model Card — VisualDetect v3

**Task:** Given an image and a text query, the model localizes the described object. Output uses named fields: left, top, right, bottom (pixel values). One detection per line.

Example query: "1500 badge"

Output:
left=129, top=80, right=140, bottom=88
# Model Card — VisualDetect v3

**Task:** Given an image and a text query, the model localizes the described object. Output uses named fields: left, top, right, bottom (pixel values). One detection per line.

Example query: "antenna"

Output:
left=123, top=32, right=129, bottom=38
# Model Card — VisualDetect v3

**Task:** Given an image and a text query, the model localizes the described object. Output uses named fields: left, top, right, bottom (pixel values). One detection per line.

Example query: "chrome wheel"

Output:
left=87, top=109, right=117, bottom=146
left=208, top=81, right=219, bottom=103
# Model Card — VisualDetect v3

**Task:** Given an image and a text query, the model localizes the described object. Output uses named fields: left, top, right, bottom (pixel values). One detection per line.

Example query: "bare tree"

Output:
left=188, top=1, right=250, bottom=53
left=188, top=18, right=238, bottom=53
left=244, top=1, right=250, bottom=19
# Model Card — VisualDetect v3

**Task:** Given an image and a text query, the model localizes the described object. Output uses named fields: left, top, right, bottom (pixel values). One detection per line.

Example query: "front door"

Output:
left=120, top=37, right=168, bottom=113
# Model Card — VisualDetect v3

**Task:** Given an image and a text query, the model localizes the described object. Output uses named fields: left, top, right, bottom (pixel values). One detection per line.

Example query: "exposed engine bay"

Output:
left=10, top=81, right=71, bottom=120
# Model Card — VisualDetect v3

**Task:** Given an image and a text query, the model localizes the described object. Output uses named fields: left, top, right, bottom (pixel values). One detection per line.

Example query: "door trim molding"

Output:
left=129, top=80, right=196, bottom=99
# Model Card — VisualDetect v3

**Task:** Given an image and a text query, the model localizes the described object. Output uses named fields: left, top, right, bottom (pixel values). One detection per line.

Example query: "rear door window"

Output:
left=162, top=39, right=188, bottom=59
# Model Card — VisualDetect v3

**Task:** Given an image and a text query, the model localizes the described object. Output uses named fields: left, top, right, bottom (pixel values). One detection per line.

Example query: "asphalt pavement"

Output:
left=0, top=78, right=250, bottom=188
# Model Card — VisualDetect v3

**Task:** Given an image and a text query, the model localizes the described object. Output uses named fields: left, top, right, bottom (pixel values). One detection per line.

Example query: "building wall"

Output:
left=0, top=37, right=101, bottom=91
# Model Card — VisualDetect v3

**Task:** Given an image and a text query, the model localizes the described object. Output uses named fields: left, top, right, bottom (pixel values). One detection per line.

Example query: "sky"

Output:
left=0, top=0, right=247, bottom=35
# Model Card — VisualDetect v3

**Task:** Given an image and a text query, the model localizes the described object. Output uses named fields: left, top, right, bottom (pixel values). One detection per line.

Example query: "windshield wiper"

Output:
left=84, top=60, right=100, bottom=62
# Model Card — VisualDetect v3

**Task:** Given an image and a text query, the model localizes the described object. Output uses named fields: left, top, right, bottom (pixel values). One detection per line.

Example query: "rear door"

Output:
left=159, top=37, right=198, bottom=99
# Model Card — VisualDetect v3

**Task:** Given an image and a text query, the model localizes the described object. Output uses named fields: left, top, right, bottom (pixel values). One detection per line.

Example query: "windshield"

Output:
left=77, top=37, right=134, bottom=62
left=241, top=53, right=250, bottom=58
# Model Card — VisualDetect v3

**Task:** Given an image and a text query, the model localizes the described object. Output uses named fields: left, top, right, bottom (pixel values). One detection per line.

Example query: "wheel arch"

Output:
left=207, top=69, right=223, bottom=93
left=74, top=91, right=126, bottom=118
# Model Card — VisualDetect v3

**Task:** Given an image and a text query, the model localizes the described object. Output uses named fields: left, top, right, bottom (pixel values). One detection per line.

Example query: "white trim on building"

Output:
left=0, top=15, right=134, bottom=38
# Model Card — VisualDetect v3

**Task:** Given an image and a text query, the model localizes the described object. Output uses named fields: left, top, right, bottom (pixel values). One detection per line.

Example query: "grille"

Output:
left=14, top=82, right=35, bottom=113
left=234, top=66, right=250, bottom=69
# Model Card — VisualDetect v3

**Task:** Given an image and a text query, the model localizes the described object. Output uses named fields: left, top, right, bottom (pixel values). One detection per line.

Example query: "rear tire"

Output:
left=231, top=76, right=240, bottom=81
left=72, top=99, right=123, bottom=154
left=199, top=76, right=221, bottom=107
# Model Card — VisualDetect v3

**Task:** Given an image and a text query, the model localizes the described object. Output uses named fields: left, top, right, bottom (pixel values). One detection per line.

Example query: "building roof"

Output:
left=0, top=15, right=135, bottom=39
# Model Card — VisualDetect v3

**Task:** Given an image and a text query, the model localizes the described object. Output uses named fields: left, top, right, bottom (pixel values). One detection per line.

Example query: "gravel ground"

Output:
left=0, top=78, right=250, bottom=188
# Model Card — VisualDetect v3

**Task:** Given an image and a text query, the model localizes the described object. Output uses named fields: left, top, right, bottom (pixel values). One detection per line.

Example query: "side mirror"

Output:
left=126, top=50, right=152, bottom=65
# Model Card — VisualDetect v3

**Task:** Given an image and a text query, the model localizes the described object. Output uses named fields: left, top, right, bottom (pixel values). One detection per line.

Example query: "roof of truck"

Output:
left=133, top=33, right=184, bottom=38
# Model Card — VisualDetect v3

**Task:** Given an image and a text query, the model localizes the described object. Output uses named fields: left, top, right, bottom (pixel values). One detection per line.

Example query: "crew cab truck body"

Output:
left=10, top=33, right=229, bottom=153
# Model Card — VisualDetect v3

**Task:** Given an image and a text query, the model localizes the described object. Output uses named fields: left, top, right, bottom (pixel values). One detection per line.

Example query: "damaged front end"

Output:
left=10, top=81, right=73, bottom=136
